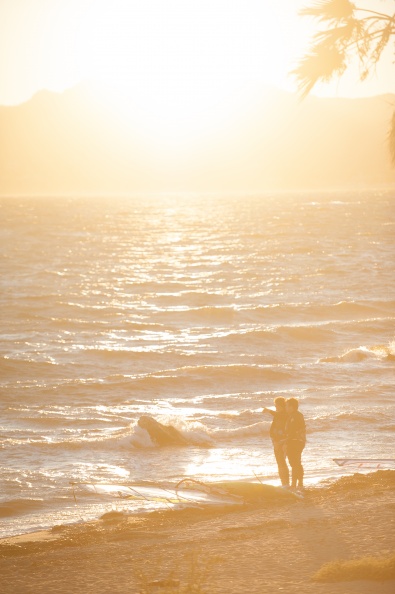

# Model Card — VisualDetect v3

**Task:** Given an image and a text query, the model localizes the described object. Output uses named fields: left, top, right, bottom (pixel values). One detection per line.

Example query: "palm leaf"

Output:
left=371, top=22, right=393, bottom=64
left=292, top=43, right=347, bottom=97
left=300, top=0, right=356, bottom=22
left=295, top=0, right=395, bottom=167
left=314, top=20, right=358, bottom=47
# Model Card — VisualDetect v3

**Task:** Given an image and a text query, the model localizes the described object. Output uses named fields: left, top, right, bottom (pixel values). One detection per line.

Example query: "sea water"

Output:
left=1, top=191, right=394, bottom=537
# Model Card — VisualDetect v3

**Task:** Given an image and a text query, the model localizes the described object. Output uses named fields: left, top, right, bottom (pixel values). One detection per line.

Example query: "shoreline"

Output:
left=0, top=470, right=370, bottom=542
left=0, top=471, right=340, bottom=542
left=1, top=471, right=394, bottom=593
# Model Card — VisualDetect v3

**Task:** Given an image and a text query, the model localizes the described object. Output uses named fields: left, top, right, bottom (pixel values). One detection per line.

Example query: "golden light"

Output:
left=3, top=0, right=393, bottom=196
left=67, top=0, right=302, bottom=151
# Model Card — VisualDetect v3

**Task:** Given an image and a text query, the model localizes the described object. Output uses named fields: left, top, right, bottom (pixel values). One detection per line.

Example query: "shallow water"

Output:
left=1, top=191, right=394, bottom=537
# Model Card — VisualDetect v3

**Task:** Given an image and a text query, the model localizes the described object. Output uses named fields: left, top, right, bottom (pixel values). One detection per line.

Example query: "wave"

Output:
left=151, top=305, right=241, bottom=326
left=24, top=420, right=210, bottom=451
left=5, top=402, right=390, bottom=451
left=81, top=348, right=173, bottom=361
left=308, top=410, right=391, bottom=433
left=335, top=411, right=384, bottom=422
left=230, top=300, right=393, bottom=322
left=218, top=408, right=262, bottom=421
left=48, top=317, right=112, bottom=330
left=231, top=324, right=334, bottom=343
left=18, top=414, right=265, bottom=451
left=153, top=291, right=230, bottom=307
left=320, top=343, right=395, bottom=363
left=307, top=300, right=395, bottom=319
left=176, top=299, right=393, bottom=323
left=2, top=425, right=136, bottom=450
left=275, top=325, right=333, bottom=342
left=122, top=364, right=292, bottom=394
left=128, top=416, right=268, bottom=449
left=49, top=318, right=167, bottom=333
left=213, top=318, right=393, bottom=354
left=43, top=298, right=387, bottom=335
left=212, top=421, right=267, bottom=440
left=0, top=356, right=60, bottom=377
left=17, top=416, right=114, bottom=427
left=0, top=498, right=44, bottom=518
left=138, top=300, right=395, bottom=330
left=129, top=418, right=213, bottom=448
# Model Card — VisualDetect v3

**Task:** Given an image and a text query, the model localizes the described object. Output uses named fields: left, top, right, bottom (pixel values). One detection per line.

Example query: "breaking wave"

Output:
left=320, top=343, right=395, bottom=363
left=128, top=417, right=267, bottom=449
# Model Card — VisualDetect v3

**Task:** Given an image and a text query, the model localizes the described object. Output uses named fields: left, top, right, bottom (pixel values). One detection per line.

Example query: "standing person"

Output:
left=285, top=397, right=306, bottom=490
left=262, top=397, right=290, bottom=487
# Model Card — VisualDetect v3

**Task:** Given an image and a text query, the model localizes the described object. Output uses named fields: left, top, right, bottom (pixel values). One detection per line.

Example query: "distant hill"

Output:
left=1, top=83, right=394, bottom=194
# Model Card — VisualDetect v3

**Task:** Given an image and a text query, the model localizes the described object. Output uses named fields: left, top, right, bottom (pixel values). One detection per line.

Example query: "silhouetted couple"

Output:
left=263, top=397, right=306, bottom=491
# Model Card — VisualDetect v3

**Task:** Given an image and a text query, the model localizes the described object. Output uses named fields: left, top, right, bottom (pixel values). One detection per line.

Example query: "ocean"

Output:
left=1, top=191, right=394, bottom=538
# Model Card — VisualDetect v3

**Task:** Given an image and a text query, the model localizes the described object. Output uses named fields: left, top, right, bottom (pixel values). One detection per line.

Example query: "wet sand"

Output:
left=1, top=471, right=394, bottom=594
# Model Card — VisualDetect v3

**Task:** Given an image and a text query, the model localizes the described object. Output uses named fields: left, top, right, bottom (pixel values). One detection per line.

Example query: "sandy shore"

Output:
left=1, top=471, right=394, bottom=594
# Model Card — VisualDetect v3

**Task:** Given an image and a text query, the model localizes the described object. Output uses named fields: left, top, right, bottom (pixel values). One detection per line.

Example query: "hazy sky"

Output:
left=1, top=0, right=394, bottom=107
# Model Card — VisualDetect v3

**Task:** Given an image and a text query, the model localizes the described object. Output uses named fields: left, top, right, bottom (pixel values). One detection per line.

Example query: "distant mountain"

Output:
left=1, top=83, right=394, bottom=194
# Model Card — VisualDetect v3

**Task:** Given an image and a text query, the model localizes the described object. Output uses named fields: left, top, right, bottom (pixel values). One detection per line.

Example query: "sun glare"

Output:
left=69, top=0, right=300, bottom=150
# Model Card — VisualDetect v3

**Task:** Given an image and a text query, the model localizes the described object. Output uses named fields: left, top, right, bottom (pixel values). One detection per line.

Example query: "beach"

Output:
left=1, top=471, right=394, bottom=593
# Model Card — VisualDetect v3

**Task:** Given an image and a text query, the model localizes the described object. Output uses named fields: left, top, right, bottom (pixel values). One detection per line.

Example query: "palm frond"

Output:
left=300, top=0, right=356, bottom=22
left=355, top=21, right=394, bottom=81
left=295, top=0, right=395, bottom=165
left=314, top=20, right=358, bottom=46
left=292, top=44, right=347, bottom=97
left=371, top=22, right=393, bottom=64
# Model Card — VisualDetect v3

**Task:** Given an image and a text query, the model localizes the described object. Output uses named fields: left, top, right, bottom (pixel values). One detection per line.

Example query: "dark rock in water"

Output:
left=138, top=415, right=189, bottom=446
